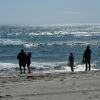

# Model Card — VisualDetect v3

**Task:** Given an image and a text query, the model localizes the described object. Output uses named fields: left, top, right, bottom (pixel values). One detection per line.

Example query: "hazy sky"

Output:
left=0, top=0, right=100, bottom=25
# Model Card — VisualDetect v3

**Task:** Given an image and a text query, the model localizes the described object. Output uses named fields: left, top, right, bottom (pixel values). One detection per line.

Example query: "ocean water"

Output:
left=0, top=25, right=100, bottom=74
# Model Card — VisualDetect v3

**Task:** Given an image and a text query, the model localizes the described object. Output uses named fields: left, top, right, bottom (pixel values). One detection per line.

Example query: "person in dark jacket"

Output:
left=68, top=52, right=74, bottom=72
left=17, top=49, right=27, bottom=74
left=83, top=45, right=91, bottom=71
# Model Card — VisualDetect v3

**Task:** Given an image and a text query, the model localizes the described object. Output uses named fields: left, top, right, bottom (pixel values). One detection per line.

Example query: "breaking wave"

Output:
left=0, top=39, right=99, bottom=48
left=4, top=31, right=100, bottom=36
left=24, top=41, right=100, bottom=48
left=0, top=39, right=26, bottom=46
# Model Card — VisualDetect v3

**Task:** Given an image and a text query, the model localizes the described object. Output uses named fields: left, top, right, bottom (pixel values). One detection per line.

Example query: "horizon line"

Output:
left=1, top=23, right=100, bottom=27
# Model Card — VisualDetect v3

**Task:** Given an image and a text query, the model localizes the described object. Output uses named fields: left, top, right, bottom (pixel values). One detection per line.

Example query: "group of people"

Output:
left=17, top=45, right=91, bottom=74
left=17, top=49, right=31, bottom=74
left=68, top=45, right=91, bottom=72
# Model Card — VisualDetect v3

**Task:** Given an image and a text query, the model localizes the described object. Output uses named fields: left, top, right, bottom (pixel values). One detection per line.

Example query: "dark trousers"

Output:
left=85, top=60, right=91, bottom=71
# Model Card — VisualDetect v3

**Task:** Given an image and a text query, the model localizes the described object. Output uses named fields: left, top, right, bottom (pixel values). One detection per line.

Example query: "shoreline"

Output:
left=0, top=62, right=98, bottom=76
left=0, top=69, right=100, bottom=80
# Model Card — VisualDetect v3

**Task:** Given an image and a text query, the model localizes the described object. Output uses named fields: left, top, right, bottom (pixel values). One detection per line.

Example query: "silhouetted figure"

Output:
left=68, top=52, right=74, bottom=72
left=17, top=49, right=27, bottom=74
left=26, top=52, right=31, bottom=73
left=83, top=46, right=91, bottom=71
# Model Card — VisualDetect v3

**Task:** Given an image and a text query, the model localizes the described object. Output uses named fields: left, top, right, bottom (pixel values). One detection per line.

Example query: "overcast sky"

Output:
left=0, top=0, right=100, bottom=25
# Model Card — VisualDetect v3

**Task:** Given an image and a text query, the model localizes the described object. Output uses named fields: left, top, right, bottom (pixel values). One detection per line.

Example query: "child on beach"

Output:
left=68, top=52, right=74, bottom=72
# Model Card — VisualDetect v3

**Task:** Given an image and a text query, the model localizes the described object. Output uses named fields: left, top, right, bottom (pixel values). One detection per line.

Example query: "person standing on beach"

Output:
left=68, top=52, right=74, bottom=72
left=83, top=45, right=91, bottom=71
left=17, top=49, right=27, bottom=74
left=26, top=52, right=31, bottom=73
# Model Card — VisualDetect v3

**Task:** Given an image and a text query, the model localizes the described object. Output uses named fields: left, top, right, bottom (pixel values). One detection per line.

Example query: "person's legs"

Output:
left=70, top=63, right=74, bottom=72
left=85, top=61, right=88, bottom=71
left=23, top=63, right=26, bottom=74
left=27, top=65, right=31, bottom=73
left=19, top=62, right=22, bottom=74
left=71, top=66, right=74, bottom=72
left=19, top=66, right=22, bottom=74
left=23, top=66, right=26, bottom=74
left=88, top=61, right=91, bottom=71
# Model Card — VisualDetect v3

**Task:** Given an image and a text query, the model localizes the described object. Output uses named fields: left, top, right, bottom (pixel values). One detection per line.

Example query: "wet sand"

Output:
left=0, top=70, right=100, bottom=100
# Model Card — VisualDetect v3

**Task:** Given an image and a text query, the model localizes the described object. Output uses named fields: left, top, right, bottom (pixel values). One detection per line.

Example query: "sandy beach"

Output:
left=0, top=70, right=100, bottom=100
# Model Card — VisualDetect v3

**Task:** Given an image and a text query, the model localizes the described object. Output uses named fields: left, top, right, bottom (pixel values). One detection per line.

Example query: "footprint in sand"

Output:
left=1, top=80, right=7, bottom=83
left=0, top=95, right=4, bottom=98
left=93, top=95, right=99, bottom=98
left=81, top=91, right=88, bottom=95
left=88, top=95, right=99, bottom=99
left=20, top=97, right=25, bottom=99
left=5, top=95, right=12, bottom=97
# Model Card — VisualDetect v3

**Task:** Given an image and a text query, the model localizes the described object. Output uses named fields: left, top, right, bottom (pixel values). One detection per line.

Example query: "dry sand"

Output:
left=0, top=70, right=100, bottom=100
